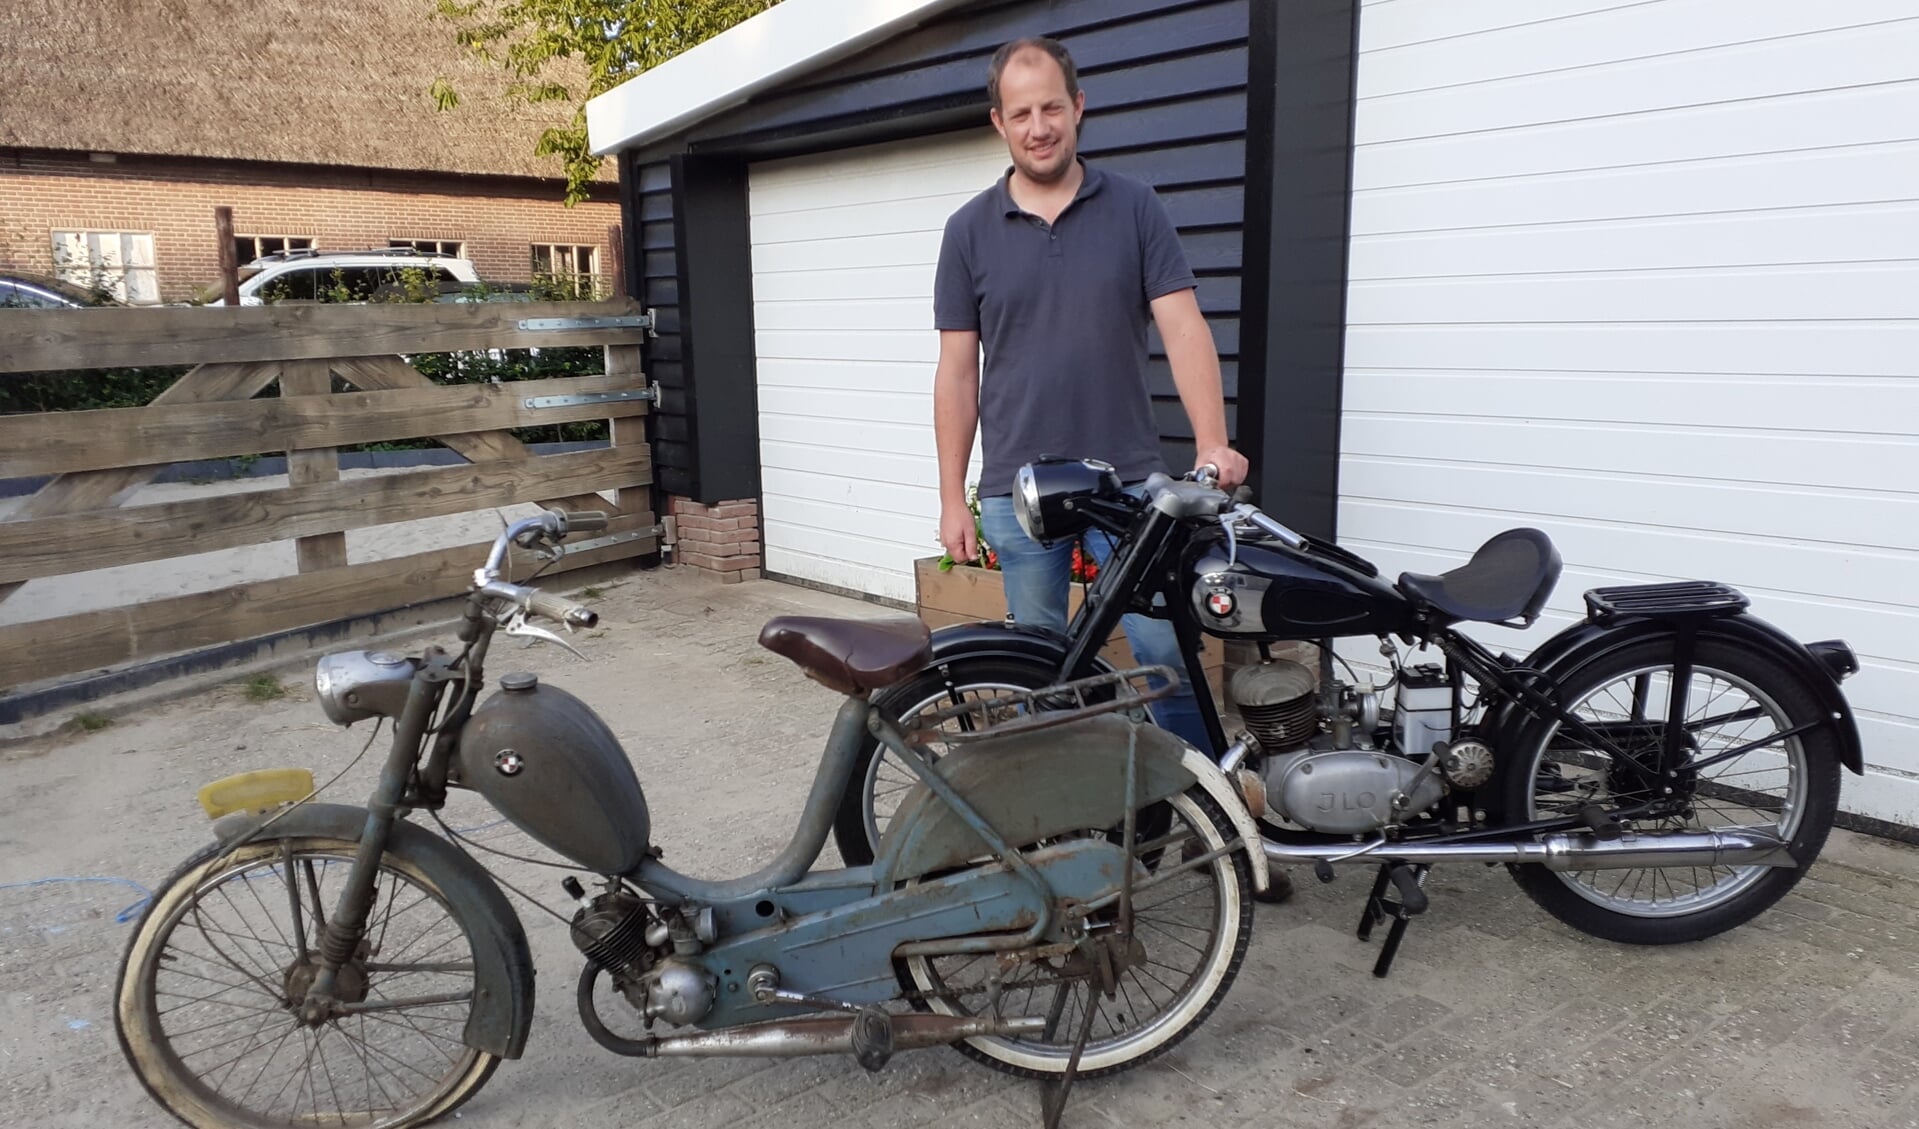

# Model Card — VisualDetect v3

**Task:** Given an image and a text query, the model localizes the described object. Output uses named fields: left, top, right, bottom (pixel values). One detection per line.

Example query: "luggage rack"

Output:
left=904, top=665, right=1175, bottom=745
left=1584, top=580, right=1749, bottom=624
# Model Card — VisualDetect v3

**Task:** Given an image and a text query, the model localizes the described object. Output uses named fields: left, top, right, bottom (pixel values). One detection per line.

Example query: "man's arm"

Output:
left=1151, top=288, right=1248, bottom=489
left=934, top=329, right=983, bottom=561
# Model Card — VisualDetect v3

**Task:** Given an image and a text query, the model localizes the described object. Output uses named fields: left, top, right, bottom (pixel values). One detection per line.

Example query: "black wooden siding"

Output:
left=620, top=0, right=1253, bottom=501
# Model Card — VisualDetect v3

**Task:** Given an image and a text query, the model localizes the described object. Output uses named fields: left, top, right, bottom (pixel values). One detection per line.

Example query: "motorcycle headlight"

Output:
left=1012, top=457, right=1122, bottom=545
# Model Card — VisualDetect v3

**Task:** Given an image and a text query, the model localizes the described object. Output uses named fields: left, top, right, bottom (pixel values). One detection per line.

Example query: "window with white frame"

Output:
left=389, top=238, right=464, bottom=257
left=235, top=234, right=315, bottom=264
left=531, top=243, right=600, bottom=298
left=52, top=231, right=159, bottom=304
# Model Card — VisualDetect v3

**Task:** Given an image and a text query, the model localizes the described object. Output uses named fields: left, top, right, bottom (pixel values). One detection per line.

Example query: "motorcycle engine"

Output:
left=1230, top=659, right=1446, bottom=834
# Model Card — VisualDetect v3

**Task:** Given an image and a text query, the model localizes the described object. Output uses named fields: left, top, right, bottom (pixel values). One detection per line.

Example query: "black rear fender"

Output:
left=1488, top=615, right=1863, bottom=775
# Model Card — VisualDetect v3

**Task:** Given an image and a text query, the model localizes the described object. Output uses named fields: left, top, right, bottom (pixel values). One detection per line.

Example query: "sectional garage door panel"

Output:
left=748, top=129, right=1008, bottom=603
left=1343, top=0, right=1919, bottom=823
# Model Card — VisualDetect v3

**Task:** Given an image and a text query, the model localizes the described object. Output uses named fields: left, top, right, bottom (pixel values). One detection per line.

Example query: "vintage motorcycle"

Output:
left=835, top=457, right=1863, bottom=970
left=113, top=509, right=1271, bottom=1129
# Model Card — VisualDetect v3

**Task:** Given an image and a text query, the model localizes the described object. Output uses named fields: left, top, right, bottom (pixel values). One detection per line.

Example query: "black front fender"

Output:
left=1490, top=614, right=1863, bottom=775
left=218, top=803, right=536, bottom=1058
left=920, top=619, right=1120, bottom=680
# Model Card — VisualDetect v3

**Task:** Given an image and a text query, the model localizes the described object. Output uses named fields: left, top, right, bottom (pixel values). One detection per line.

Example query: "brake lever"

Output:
left=502, top=609, right=585, bottom=660
left=1217, top=511, right=1240, bottom=570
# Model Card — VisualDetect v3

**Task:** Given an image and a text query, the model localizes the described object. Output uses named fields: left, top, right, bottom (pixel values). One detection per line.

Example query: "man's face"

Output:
left=990, top=50, right=1085, bottom=184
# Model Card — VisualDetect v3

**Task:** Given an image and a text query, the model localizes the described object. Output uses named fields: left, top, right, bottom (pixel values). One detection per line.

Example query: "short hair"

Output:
left=987, top=37, right=1080, bottom=111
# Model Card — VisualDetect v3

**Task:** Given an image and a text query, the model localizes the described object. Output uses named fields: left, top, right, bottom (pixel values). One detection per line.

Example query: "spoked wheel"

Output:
left=116, top=837, right=497, bottom=1128
left=898, top=787, right=1251, bottom=1079
left=832, top=658, right=1071, bottom=866
left=1504, top=639, right=1841, bottom=944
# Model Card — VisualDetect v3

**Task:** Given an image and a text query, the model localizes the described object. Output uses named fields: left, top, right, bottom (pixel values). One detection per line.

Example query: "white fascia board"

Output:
left=587, top=0, right=978, bottom=156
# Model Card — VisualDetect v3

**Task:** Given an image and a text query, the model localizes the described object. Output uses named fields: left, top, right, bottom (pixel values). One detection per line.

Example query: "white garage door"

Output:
left=748, top=129, right=1008, bottom=603
left=1340, top=1, right=1919, bottom=824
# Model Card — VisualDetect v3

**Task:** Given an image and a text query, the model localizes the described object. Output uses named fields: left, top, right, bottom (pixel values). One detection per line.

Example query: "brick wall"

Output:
left=0, top=151, right=619, bottom=302
left=670, top=497, right=761, bottom=583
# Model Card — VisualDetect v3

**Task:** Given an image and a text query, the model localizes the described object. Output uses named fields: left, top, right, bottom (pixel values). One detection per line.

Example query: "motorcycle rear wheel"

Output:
left=116, top=836, right=498, bottom=1129
left=1503, top=638, right=1841, bottom=944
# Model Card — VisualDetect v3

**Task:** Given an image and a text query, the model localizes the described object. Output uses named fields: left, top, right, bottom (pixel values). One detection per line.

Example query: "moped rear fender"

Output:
left=1488, top=613, right=1863, bottom=775
left=873, top=714, right=1270, bottom=893
left=216, top=802, right=535, bottom=1058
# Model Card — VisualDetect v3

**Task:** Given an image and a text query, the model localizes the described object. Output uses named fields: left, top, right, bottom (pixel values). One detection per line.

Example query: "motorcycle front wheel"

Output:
left=116, top=836, right=498, bottom=1129
left=831, top=656, right=1068, bottom=866
left=1502, top=638, right=1841, bottom=944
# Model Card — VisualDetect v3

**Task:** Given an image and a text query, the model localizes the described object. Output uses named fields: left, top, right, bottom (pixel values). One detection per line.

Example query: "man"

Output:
left=932, top=38, right=1290, bottom=901
left=932, top=36, right=1245, bottom=747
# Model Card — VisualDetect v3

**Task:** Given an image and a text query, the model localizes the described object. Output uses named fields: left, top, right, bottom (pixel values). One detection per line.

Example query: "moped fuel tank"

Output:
left=1188, top=538, right=1414, bottom=641
left=455, top=673, right=650, bottom=875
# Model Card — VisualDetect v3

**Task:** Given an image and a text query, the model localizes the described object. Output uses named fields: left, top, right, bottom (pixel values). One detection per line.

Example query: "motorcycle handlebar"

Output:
left=479, top=580, right=600, bottom=629
left=561, top=510, right=609, bottom=535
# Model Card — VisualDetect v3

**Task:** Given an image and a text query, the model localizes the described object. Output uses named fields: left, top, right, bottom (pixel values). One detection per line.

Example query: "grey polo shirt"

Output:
left=933, top=161, right=1196, bottom=497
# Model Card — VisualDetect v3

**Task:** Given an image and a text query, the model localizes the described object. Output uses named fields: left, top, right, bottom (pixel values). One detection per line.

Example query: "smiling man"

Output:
left=929, top=37, right=1260, bottom=778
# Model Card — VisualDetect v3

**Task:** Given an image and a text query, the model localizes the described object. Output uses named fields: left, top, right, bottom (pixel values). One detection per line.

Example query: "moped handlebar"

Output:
left=477, top=579, right=600, bottom=629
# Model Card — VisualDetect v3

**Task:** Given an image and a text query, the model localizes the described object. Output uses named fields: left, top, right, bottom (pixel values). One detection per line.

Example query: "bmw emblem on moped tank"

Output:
left=1205, top=590, right=1236, bottom=618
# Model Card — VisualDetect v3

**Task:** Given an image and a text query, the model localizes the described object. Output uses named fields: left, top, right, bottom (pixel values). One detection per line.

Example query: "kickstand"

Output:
left=1355, top=862, right=1429, bottom=978
left=1040, top=979, right=1101, bottom=1129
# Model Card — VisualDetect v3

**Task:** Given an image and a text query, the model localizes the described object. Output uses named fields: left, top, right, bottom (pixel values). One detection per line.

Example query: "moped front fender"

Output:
left=873, top=715, right=1270, bottom=893
left=216, top=802, right=536, bottom=1058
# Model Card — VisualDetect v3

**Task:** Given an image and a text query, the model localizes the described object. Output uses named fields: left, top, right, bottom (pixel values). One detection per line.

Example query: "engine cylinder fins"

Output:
left=571, top=896, right=654, bottom=976
left=1229, top=660, right=1319, bottom=751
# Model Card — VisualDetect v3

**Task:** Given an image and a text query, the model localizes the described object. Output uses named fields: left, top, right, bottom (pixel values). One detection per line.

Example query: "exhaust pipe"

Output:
left=647, top=1013, right=1046, bottom=1058
left=1263, top=827, right=1795, bottom=871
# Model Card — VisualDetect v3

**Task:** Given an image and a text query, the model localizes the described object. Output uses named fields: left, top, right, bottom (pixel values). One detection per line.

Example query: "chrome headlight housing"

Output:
left=314, top=650, right=418, bottom=726
left=1012, top=457, right=1122, bottom=545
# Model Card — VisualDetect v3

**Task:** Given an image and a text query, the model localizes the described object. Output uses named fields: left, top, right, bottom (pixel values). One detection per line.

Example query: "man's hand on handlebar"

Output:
left=1193, top=446, right=1249, bottom=491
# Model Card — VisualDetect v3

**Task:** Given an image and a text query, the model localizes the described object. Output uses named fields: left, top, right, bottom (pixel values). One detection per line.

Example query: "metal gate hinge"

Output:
left=523, top=382, right=659, bottom=410
left=567, top=526, right=664, bottom=554
left=518, top=310, right=656, bottom=338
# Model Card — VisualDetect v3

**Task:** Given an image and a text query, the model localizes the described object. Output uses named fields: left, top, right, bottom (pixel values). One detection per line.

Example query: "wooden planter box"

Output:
left=913, top=557, right=1225, bottom=690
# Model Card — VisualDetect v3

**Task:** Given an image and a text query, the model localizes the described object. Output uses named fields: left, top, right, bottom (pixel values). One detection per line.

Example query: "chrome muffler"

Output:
left=647, top=1013, right=1045, bottom=1058
left=1263, top=827, right=1796, bottom=871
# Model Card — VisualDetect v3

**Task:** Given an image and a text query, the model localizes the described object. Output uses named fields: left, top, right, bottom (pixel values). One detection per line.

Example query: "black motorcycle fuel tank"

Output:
left=455, top=673, right=650, bottom=875
left=1187, top=537, right=1415, bottom=641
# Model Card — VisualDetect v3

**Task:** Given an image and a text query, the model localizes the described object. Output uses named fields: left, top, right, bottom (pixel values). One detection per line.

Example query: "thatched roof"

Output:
left=0, top=0, right=603, bottom=180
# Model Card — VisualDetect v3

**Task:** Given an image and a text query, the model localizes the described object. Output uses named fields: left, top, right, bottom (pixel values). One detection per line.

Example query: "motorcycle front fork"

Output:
left=298, top=673, right=443, bottom=1023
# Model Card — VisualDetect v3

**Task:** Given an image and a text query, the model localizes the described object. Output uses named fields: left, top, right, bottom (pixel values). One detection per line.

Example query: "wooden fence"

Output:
left=0, top=300, right=656, bottom=692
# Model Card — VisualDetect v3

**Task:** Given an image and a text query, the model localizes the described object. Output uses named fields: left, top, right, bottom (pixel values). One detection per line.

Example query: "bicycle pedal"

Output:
left=850, top=1008, right=894, bottom=1073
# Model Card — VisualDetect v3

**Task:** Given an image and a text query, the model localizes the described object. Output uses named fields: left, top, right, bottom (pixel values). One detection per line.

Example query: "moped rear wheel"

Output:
left=898, top=787, right=1251, bottom=1079
left=116, top=836, right=498, bottom=1128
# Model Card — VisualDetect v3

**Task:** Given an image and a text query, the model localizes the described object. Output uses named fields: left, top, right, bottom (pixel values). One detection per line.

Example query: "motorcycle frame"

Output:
left=1037, top=494, right=1835, bottom=844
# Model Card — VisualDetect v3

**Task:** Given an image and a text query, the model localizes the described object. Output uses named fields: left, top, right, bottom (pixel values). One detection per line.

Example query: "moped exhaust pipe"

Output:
left=645, top=1013, right=1046, bottom=1058
left=1263, top=827, right=1795, bottom=871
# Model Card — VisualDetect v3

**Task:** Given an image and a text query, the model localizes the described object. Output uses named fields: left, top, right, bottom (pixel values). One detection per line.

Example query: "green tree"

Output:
left=432, top=0, right=782, bottom=205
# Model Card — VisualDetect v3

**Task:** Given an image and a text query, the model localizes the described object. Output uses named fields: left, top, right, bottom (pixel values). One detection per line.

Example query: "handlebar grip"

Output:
left=562, top=510, right=610, bottom=535
left=526, top=589, right=599, bottom=629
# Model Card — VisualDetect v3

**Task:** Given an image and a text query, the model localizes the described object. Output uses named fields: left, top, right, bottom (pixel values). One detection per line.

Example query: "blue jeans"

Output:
left=978, top=494, right=1215, bottom=755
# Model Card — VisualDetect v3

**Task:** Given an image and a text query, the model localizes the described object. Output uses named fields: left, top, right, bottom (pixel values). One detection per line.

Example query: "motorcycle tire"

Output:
left=896, top=785, right=1253, bottom=1079
left=830, top=656, right=1065, bottom=866
left=116, top=835, right=500, bottom=1129
left=1501, top=637, right=1841, bottom=945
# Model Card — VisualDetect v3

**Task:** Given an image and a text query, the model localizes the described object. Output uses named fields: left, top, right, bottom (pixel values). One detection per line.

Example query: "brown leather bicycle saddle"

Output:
left=757, top=615, right=932, bottom=695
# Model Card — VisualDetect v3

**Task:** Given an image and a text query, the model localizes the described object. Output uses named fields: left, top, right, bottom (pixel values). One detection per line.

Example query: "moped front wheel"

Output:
left=116, top=836, right=498, bottom=1129
left=898, top=787, right=1252, bottom=1079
